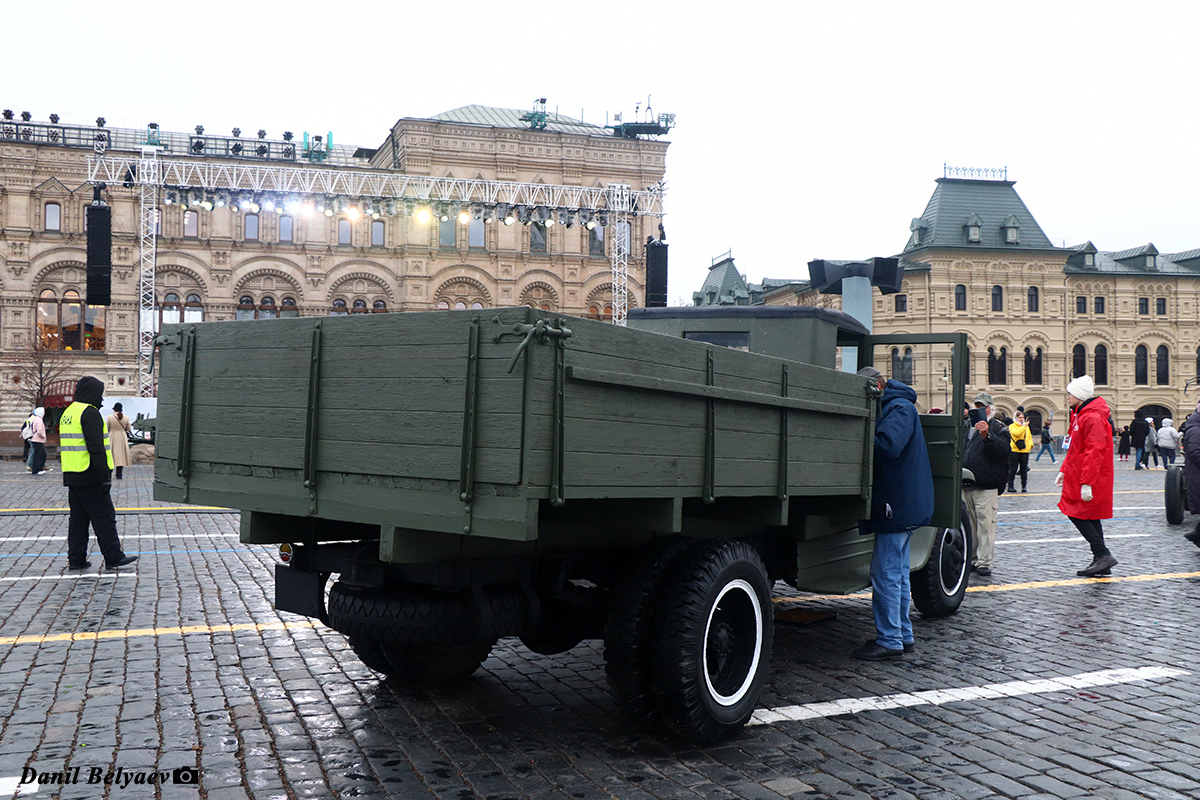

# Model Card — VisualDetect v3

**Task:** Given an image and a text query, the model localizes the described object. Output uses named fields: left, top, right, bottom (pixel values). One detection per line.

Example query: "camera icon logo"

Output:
left=172, top=766, right=200, bottom=785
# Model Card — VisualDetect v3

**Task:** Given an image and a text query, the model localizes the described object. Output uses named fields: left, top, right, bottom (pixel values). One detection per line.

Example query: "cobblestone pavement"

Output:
left=2, top=458, right=1199, bottom=800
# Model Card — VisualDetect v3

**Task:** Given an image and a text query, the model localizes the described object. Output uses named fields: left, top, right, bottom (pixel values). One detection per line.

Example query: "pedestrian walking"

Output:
left=1117, top=426, right=1131, bottom=462
left=1008, top=412, right=1033, bottom=492
left=20, top=408, right=36, bottom=467
left=105, top=403, right=133, bottom=480
left=1055, top=376, right=1118, bottom=576
left=1130, top=416, right=1150, bottom=470
left=1143, top=419, right=1159, bottom=469
left=27, top=408, right=49, bottom=475
left=1156, top=418, right=1181, bottom=466
left=851, top=367, right=934, bottom=661
left=1035, top=423, right=1056, bottom=463
left=60, top=376, right=137, bottom=570
left=963, top=391, right=1011, bottom=578
left=1182, top=401, right=1200, bottom=548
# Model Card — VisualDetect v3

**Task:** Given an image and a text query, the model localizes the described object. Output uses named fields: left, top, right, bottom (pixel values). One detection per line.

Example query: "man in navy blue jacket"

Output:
left=852, top=367, right=935, bottom=661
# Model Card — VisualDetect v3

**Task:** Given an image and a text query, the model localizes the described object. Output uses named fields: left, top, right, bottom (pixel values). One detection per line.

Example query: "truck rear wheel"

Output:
left=1166, top=466, right=1186, bottom=524
left=604, top=537, right=694, bottom=731
left=911, top=503, right=972, bottom=618
left=380, top=642, right=495, bottom=683
left=649, top=540, right=773, bottom=743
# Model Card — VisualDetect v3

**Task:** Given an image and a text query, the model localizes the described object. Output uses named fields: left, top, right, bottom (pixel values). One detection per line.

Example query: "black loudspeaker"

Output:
left=85, top=205, right=112, bottom=305
left=644, top=240, right=668, bottom=308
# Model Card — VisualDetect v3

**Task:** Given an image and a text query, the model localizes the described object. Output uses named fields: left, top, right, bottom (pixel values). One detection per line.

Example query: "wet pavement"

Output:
left=1, top=458, right=1199, bottom=799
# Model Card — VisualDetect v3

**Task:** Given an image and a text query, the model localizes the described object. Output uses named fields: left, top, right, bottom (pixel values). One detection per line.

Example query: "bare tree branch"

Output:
left=11, top=338, right=74, bottom=411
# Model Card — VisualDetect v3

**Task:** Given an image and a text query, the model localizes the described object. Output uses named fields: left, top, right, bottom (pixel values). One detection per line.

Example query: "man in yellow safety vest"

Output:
left=61, top=376, right=137, bottom=570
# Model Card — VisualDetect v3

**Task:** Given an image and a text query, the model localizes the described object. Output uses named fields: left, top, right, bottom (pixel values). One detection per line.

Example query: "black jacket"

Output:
left=62, top=376, right=112, bottom=488
left=963, top=416, right=1011, bottom=491
left=1129, top=417, right=1150, bottom=446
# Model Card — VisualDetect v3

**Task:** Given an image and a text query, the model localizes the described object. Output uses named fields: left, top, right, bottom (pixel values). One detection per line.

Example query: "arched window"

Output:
left=35, top=289, right=105, bottom=351
left=183, top=210, right=198, bottom=238
left=1026, top=410, right=1043, bottom=434
left=1024, top=347, right=1043, bottom=385
left=237, top=295, right=257, bottom=320
left=588, top=304, right=614, bottom=322
left=184, top=294, right=204, bottom=323
left=160, top=292, right=182, bottom=326
left=1027, top=286, right=1039, bottom=313
left=955, top=284, right=967, bottom=311
left=468, top=217, right=485, bottom=248
left=1157, top=345, right=1170, bottom=385
left=329, top=298, right=349, bottom=316
left=891, top=347, right=914, bottom=384
left=258, top=295, right=277, bottom=320
left=372, top=300, right=387, bottom=313
left=440, top=216, right=457, bottom=247
left=279, top=216, right=294, bottom=242
left=371, top=220, right=385, bottom=247
left=436, top=300, right=451, bottom=310
left=987, top=346, right=1006, bottom=385
left=894, top=294, right=907, bottom=313
left=991, top=285, right=1003, bottom=312
left=351, top=299, right=369, bottom=314
left=244, top=213, right=259, bottom=241
left=1135, top=345, right=1148, bottom=385
left=1094, top=344, right=1108, bottom=385
left=45, top=202, right=62, bottom=231
left=1073, top=344, right=1087, bottom=379
left=338, top=219, right=352, bottom=245
left=280, top=297, right=299, bottom=318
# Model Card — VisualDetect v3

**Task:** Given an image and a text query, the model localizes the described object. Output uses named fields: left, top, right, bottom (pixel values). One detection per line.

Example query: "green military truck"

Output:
left=153, top=306, right=968, bottom=743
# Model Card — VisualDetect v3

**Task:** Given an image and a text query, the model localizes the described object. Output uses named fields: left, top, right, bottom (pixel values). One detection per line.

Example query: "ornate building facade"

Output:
left=695, top=175, right=1200, bottom=431
left=0, top=105, right=669, bottom=428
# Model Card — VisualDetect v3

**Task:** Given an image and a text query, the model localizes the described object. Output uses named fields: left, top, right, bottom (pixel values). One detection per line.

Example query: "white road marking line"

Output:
left=0, top=533, right=239, bottom=542
left=750, top=666, right=1188, bottom=725
left=998, top=506, right=1158, bottom=515
left=998, top=534, right=1151, bottom=544
left=0, top=573, right=137, bottom=583
left=0, top=775, right=38, bottom=795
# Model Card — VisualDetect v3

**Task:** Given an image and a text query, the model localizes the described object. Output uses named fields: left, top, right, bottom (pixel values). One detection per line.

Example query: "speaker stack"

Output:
left=85, top=204, right=112, bottom=305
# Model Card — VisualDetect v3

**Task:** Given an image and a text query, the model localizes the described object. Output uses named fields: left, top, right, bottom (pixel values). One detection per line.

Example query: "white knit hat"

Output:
left=1066, top=375, right=1094, bottom=401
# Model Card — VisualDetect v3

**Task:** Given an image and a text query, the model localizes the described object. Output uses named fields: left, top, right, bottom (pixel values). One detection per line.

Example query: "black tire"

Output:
left=648, top=540, right=773, bottom=743
left=1166, top=466, right=1185, bottom=525
left=911, top=502, right=972, bottom=618
left=327, top=582, right=527, bottom=645
left=604, top=537, right=695, bottom=731
left=347, top=636, right=394, bottom=674
left=380, top=641, right=494, bottom=683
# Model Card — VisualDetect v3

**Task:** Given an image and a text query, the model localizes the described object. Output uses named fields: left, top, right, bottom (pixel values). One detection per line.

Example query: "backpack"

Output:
left=20, top=419, right=33, bottom=440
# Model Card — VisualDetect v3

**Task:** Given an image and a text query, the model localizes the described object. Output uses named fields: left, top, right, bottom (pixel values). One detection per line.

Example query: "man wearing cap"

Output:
left=852, top=367, right=934, bottom=660
left=962, top=391, right=1011, bottom=578
left=60, top=376, right=137, bottom=570
left=1056, top=376, right=1118, bottom=576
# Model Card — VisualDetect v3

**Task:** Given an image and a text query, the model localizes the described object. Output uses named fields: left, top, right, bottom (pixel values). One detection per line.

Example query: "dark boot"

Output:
left=1077, top=553, right=1118, bottom=577
left=1185, top=526, right=1200, bottom=548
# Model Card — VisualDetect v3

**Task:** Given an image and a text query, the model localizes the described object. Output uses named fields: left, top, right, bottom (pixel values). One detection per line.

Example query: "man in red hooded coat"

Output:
left=1055, top=375, right=1118, bottom=576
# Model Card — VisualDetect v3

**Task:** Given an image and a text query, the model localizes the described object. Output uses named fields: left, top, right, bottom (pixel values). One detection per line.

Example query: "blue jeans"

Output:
left=1035, top=443, right=1055, bottom=462
left=1134, top=447, right=1144, bottom=467
left=870, top=531, right=913, bottom=651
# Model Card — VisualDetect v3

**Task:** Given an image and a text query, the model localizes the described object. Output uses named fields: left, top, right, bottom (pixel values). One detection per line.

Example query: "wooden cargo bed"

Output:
left=154, top=308, right=874, bottom=540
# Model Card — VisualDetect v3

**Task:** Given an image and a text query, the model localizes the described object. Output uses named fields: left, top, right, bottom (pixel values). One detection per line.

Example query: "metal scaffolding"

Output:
left=88, top=154, right=666, bottom=391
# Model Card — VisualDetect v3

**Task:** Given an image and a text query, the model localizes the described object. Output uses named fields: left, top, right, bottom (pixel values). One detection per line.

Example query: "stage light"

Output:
left=324, top=207, right=334, bottom=217
left=231, top=143, right=243, bottom=155
left=546, top=217, right=555, bottom=228
left=257, top=129, right=267, bottom=139
left=191, top=140, right=205, bottom=154
left=384, top=200, right=397, bottom=216
left=471, top=204, right=484, bottom=221
left=240, top=197, right=253, bottom=210
left=202, top=195, right=215, bottom=212
left=598, top=211, right=609, bottom=227
left=458, top=210, right=471, bottom=224
left=49, top=113, right=59, bottom=124
left=249, top=202, right=260, bottom=214
left=535, top=206, right=550, bottom=223
left=346, top=207, right=361, bottom=221
left=232, top=127, right=241, bottom=137
left=503, top=213, right=515, bottom=226
left=416, top=208, right=432, bottom=224
left=286, top=198, right=302, bottom=214
left=20, top=111, right=31, bottom=122
left=195, top=125, right=204, bottom=135
left=263, top=198, right=276, bottom=212
left=586, top=220, right=596, bottom=230
left=404, top=200, right=415, bottom=217
left=557, top=209, right=572, bottom=227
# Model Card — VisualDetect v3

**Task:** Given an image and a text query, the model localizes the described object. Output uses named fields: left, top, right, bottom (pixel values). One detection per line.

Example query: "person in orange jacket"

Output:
left=1055, top=376, right=1118, bottom=576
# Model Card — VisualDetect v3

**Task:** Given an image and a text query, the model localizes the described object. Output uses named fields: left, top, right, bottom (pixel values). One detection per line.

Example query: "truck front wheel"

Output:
left=911, top=504, right=972, bottom=618
left=649, top=540, right=773, bottom=743
left=1166, top=466, right=1186, bottom=524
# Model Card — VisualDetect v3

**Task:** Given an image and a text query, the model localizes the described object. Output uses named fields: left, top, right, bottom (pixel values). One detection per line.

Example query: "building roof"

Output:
left=903, top=178, right=1057, bottom=253
left=1065, top=243, right=1200, bottom=276
left=429, top=105, right=608, bottom=136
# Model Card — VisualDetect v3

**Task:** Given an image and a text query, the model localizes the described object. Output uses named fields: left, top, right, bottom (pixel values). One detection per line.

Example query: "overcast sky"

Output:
left=7, top=1, right=1199, bottom=304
